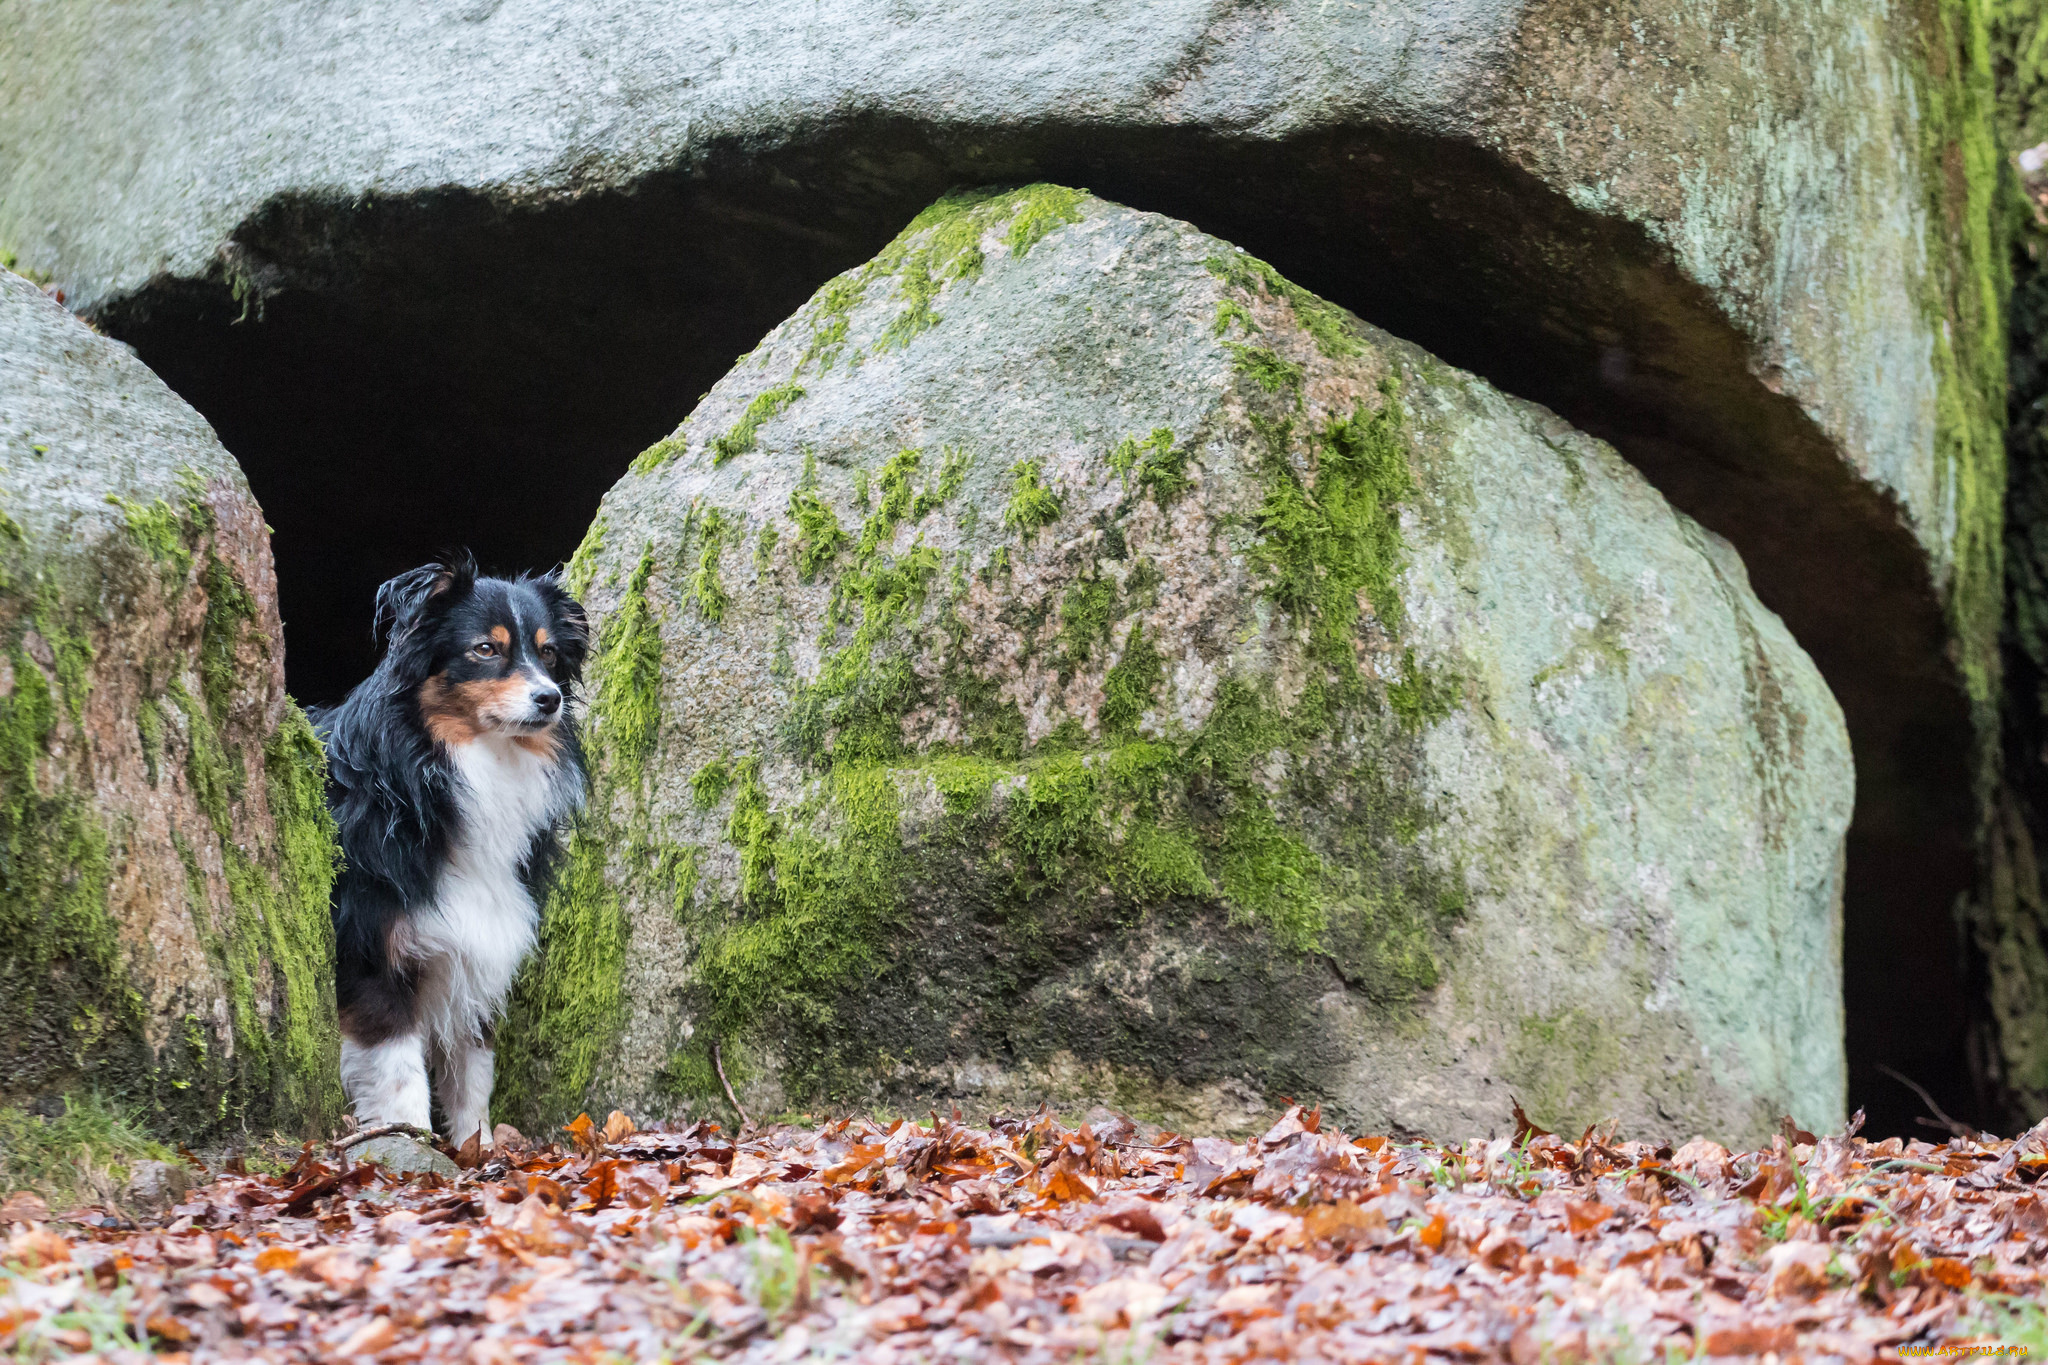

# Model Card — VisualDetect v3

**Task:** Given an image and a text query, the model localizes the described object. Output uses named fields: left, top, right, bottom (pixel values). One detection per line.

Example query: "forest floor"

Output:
left=1, top=1104, right=2045, bottom=1363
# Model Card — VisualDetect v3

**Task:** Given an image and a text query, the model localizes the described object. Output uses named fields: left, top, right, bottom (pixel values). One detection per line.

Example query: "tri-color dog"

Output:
left=314, top=555, right=587, bottom=1148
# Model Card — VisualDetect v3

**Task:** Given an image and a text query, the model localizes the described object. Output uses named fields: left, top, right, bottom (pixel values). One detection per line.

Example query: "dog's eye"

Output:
left=471, top=641, right=498, bottom=658
left=539, top=644, right=558, bottom=665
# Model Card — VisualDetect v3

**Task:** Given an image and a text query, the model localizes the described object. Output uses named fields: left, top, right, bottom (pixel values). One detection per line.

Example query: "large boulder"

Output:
left=498, top=190, right=1854, bottom=1145
left=0, top=0, right=2005, bottom=1131
left=0, top=269, right=339, bottom=1134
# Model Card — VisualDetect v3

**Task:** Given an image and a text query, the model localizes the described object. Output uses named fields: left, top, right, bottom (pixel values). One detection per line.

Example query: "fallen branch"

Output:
left=1876, top=1065, right=1976, bottom=1140
left=712, top=1040, right=752, bottom=1130
left=334, top=1122, right=440, bottom=1152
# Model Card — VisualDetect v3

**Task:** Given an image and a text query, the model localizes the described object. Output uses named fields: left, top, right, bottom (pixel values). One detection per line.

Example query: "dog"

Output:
left=313, top=554, right=588, bottom=1150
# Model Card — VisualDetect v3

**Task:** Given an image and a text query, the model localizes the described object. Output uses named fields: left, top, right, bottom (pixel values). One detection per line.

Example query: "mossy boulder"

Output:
left=499, top=189, right=1853, bottom=1146
left=0, top=269, right=340, bottom=1135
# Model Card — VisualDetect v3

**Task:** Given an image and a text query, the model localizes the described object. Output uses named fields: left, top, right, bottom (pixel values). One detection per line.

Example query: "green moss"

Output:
left=1003, top=184, right=1088, bottom=257
left=169, top=679, right=238, bottom=838
left=1214, top=299, right=1259, bottom=339
left=1253, top=383, right=1414, bottom=674
left=860, top=448, right=926, bottom=556
left=251, top=705, right=342, bottom=1131
left=1109, top=427, right=1192, bottom=506
left=594, top=546, right=666, bottom=794
left=785, top=544, right=941, bottom=767
left=791, top=184, right=1093, bottom=370
left=176, top=703, right=342, bottom=1136
left=797, top=273, right=868, bottom=373
left=711, top=383, right=805, bottom=466
left=1058, top=575, right=1119, bottom=669
left=1003, top=459, right=1062, bottom=537
left=566, top=514, right=608, bottom=600
left=1205, top=250, right=1365, bottom=360
left=0, top=646, right=130, bottom=1105
left=1226, top=343, right=1305, bottom=395
left=936, top=446, right=972, bottom=503
left=199, top=554, right=259, bottom=725
left=692, top=755, right=735, bottom=809
left=694, top=760, right=906, bottom=1052
left=1387, top=648, right=1461, bottom=730
left=788, top=488, right=846, bottom=581
left=629, top=428, right=690, bottom=477
left=30, top=586, right=94, bottom=726
left=104, top=494, right=194, bottom=576
left=495, top=829, right=630, bottom=1127
left=692, top=507, right=733, bottom=623
left=1101, top=620, right=1163, bottom=739
left=754, top=523, right=781, bottom=575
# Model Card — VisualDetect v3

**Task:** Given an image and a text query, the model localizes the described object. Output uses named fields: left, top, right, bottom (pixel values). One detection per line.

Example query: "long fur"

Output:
left=313, top=553, right=589, bottom=1146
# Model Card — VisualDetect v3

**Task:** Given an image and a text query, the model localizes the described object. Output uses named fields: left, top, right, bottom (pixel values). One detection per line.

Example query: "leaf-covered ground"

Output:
left=3, top=1106, right=2045, bottom=1363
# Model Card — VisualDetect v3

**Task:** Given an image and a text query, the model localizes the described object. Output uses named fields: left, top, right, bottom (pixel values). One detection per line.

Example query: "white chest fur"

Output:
left=408, top=736, right=578, bottom=1044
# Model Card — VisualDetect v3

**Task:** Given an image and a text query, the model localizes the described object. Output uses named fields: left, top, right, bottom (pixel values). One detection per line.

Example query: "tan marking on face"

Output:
left=489, top=625, right=511, bottom=646
left=535, top=626, right=551, bottom=647
left=419, top=673, right=480, bottom=745
left=419, top=674, right=540, bottom=742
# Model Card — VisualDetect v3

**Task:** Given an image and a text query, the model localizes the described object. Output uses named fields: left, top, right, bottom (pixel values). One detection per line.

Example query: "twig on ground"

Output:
left=712, top=1040, right=752, bottom=1131
left=334, top=1123, right=440, bottom=1152
left=1876, top=1064, right=1977, bottom=1139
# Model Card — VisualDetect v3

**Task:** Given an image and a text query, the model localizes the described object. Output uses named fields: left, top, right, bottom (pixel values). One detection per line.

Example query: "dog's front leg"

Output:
left=339, top=1031, right=431, bottom=1131
left=434, top=1033, right=496, bottom=1150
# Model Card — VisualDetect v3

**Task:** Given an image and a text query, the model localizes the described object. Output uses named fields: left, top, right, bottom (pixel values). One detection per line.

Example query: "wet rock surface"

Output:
left=498, top=191, right=1854, bottom=1146
left=0, top=269, right=340, bottom=1135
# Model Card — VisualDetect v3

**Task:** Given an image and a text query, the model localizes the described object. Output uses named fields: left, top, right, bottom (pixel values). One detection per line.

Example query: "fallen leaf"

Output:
left=338, top=1316, right=396, bottom=1354
left=583, top=1160, right=620, bottom=1211
left=253, top=1246, right=299, bottom=1272
left=1566, top=1199, right=1615, bottom=1234
left=0, top=1192, right=49, bottom=1225
left=4, top=1227, right=67, bottom=1266
left=1922, top=1256, right=1973, bottom=1289
left=145, top=1314, right=193, bottom=1344
left=601, top=1110, right=637, bottom=1144
left=1302, top=1199, right=1389, bottom=1246
left=1701, top=1323, right=1799, bottom=1355
left=1764, top=1241, right=1832, bottom=1299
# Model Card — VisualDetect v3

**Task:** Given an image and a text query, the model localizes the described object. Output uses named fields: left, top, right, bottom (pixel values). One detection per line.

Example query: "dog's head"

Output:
left=373, top=553, right=590, bottom=746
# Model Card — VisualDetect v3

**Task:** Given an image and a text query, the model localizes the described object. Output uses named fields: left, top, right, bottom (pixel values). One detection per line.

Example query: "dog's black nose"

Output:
left=532, top=689, right=561, bottom=716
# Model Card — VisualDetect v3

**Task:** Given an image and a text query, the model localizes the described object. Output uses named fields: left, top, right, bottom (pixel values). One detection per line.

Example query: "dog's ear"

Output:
left=373, top=554, right=476, bottom=651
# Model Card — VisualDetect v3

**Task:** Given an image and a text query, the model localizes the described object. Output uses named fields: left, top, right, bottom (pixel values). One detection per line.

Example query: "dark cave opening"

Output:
left=100, top=121, right=1983, bottom=1138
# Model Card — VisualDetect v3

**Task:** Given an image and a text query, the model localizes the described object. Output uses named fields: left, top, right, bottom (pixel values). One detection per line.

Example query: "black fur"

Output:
left=313, top=553, right=588, bottom=1047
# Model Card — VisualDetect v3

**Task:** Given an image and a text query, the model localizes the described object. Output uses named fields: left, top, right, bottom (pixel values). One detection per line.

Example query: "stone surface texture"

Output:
left=499, top=191, right=1855, bottom=1146
left=0, top=269, right=339, bottom=1134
